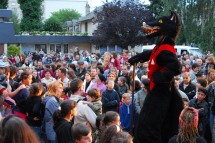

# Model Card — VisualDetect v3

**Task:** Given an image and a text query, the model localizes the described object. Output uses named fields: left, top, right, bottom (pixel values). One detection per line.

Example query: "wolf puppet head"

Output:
left=142, top=11, right=181, bottom=45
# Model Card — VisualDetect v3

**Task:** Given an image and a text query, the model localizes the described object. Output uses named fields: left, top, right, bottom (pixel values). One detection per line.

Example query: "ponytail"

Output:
left=52, top=100, right=77, bottom=124
left=53, top=109, right=62, bottom=124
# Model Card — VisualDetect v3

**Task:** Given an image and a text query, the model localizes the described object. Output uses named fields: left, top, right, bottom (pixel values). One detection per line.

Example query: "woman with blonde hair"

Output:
left=168, top=107, right=206, bottom=143
left=43, top=81, right=64, bottom=143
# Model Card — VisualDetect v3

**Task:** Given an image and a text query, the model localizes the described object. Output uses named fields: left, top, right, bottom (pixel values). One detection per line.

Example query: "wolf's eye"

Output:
left=158, top=19, right=163, bottom=23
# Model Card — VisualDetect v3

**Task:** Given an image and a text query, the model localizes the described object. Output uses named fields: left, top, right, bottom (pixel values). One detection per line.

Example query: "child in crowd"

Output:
left=189, top=88, right=209, bottom=137
left=98, top=111, right=121, bottom=143
left=102, top=80, right=120, bottom=113
left=195, top=78, right=208, bottom=100
left=72, top=123, right=92, bottom=143
left=83, top=88, right=102, bottom=115
left=117, top=76, right=128, bottom=99
left=119, top=93, right=132, bottom=132
left=182, top=98, right=189, bottom=108
left=196, top=78, right=208, bottom=90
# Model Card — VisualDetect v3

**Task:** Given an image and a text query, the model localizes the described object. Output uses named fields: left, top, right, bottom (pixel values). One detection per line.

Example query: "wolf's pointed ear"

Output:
left=169, top=11, right=177, bottom=23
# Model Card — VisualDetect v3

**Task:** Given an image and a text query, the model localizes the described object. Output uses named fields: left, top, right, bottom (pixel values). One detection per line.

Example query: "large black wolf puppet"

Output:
left=128, top=11, right=184, bottom=143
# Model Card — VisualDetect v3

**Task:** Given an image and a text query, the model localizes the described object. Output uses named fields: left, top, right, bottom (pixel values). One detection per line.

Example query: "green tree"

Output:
left=50, top=9, right=81, bottom=26
left=0, top=0, right=8, bottom=9
left=7, top=45, right=20, bottom=56
left=43, top=17, right=63, bottom=32
left=148, top=0, right=164, bottom=18
left=10, top=12, right=20, bottom=34
left=148, top=0, right=215, bottom=52
left=92, top=0, right=154, bottom=50
left=18, top=0, right=43, bottom=31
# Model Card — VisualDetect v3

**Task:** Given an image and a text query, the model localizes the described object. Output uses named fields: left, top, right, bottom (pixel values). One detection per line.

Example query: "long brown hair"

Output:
left=177, top=107, right=199, bottom=143
left=0, top=115, right=40, bottom=143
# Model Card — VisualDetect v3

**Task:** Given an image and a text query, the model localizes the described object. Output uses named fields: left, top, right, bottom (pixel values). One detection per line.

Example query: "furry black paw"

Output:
left=128, top=54, right=142, bottom=65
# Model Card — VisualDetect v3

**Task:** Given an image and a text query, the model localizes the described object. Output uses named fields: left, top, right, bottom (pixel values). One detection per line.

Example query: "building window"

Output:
left=56, top=44, right=61, bottom=53
left=50, top=44, right=55, bottom=53
left=64, top=44, right=68, bottom=53
left=85, top=22, right=88, bottom=32
left=109, top=46, right=115, bottom=52
left=100, top=47, right=107, bottom=53
left=35, top=44, right=47, bottom=53
left=117, top=47, right=123, bottom=53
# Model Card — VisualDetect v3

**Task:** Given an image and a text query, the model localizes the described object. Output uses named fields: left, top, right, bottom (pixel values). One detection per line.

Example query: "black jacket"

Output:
left=25, top=96, right=42, bottom=127
left=53, top=119, right=74, bottom=143
left=189, top=98, right=209, bottom=136
left=179, top=82, right=196, bottom=100
left=75, top=68, right=86, bottom=81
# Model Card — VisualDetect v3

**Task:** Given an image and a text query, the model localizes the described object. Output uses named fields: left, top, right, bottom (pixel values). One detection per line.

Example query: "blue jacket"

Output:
left=120, top=102, right=132, bottom=132
left=43, top=96, right=60, bottom=141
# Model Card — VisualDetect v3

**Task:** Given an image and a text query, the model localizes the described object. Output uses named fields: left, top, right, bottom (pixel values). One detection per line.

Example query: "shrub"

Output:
left=7, top=45, right=20, bottom=56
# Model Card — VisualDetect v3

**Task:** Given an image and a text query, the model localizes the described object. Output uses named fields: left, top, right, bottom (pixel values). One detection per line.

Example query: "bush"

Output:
left=7, top=45, right=20, bottom=56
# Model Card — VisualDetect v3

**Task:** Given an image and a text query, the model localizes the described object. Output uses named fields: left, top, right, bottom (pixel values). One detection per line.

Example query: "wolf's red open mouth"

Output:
left=142, top=22, right=160, bottom=35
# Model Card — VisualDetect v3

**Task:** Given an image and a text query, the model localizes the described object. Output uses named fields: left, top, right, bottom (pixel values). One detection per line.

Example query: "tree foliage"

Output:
left=10, top=12, right=20, bottom=34
left=18, top=0, right=43, bottom=31
left=92, top=0, right=154, bottom=50
left=50, top=9, right=81, bottom=25
left=148, top=0, right=215, bottom=53
left=0, top=0, right=8, bottom=9
left=43, top=17, right=63, bottom=32
left=7, top=45, right=20, bottom=56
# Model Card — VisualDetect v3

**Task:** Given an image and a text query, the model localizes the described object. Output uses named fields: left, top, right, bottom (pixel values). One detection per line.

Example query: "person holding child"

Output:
left=83, top=88, right=102, bottom=115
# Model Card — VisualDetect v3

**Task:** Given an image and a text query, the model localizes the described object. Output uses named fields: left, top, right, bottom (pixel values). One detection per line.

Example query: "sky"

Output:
left=89, top=0, right=150, bottom=9
left=43, top=0, right=150, bottom=19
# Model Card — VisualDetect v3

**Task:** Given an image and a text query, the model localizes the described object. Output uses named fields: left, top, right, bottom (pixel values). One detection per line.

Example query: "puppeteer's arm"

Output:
left=128, top=50, right=152, bottom=65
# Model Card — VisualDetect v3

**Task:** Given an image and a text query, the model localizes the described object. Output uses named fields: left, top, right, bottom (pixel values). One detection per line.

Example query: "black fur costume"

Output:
left=128, top=11, right=184, bottom=143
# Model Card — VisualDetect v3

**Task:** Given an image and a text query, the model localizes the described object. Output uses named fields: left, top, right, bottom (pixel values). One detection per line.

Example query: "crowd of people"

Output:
left=0, top=47, right=214, bottom=143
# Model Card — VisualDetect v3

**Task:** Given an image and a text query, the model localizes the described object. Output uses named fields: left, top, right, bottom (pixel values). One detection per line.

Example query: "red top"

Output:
left=104, top=57, right=121, bottom=70
left=148, top=44, right=176, bottom=90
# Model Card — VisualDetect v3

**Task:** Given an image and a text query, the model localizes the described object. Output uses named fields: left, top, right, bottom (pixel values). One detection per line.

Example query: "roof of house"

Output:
left=78, top=12, right=94, bottom=22
left=66, top=6, right=103, bottom=25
